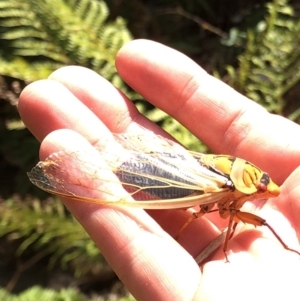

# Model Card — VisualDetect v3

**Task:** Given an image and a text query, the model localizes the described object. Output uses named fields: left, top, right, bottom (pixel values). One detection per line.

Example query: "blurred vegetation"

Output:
left=0, top=0, right=132, bottom=85
left=0, top=0, right=300, bottom=299
left=1, top=197, right=107, bottom=285
left=226, top=0, right=300, bottom=119
left=0, top=285, right=135, bottom=301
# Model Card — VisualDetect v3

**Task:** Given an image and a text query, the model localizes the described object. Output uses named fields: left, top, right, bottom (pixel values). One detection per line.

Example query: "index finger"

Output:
left=116, top=39, right=300, bottom=184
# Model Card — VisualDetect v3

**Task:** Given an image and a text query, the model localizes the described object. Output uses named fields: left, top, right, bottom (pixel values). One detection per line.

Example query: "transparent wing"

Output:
left=112, top=130, right=228, bottom=188
left=28, top=131, right=231, bottom=209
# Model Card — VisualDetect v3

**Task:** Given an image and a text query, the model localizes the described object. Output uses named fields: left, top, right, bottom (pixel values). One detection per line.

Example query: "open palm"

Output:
left=19, top=40, right=300, bottom=301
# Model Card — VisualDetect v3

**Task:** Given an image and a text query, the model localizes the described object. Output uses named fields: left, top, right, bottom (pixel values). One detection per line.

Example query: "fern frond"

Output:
left=143, top=106, right=208, bottom=152
left=0, top=57, right=62, bottom=81
left=75, top=0, right=109, bottom=31
left=0, top=197, right=107, bottom=278
left=0, top=0, right=132, bottom=91
left=227, top=0, right=300, bottom=117
left=287, top=107, right=300, bottom=121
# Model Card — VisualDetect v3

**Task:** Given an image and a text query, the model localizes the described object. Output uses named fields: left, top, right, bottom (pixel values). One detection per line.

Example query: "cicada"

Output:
left=28, top=129, right=300, bottom=261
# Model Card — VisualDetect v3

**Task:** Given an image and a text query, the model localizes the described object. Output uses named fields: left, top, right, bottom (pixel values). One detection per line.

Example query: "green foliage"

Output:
left=0, top=286, right=89, bottom=301
left=0, top=197, right=108, bottom=279
left=0, top=0, right=132, bottom=89
left=137, top=102, right=208, bottom=152
left=0, top=0, right=134, bottom=196
left=226, top=0, right=300, bottom=121
left=0, top=285, right=137, bottom=301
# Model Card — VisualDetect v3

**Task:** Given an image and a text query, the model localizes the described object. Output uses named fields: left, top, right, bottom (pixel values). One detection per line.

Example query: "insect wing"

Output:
left=28, top=147, right=129, bottom=202
left=113, top=131, right=230, bottom=189
left=28, top=132, right=231, bottom=209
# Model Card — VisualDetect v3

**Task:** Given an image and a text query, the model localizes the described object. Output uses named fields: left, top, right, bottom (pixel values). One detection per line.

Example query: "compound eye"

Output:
left=257, top=182, right=267, bottom=193
left=256, top=172, right=271, bottom=193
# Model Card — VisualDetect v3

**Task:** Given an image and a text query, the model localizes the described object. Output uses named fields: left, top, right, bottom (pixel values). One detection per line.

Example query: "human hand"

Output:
left=19, top=40, right=300, bottom=301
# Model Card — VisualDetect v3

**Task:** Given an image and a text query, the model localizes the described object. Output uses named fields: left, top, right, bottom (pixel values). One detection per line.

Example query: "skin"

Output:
left=19, top=40, right=300, bottom=301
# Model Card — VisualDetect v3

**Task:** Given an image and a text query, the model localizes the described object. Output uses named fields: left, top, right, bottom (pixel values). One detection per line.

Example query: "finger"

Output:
left=18, top=79, right=111, bottom=144
left=116, top=39, right=300, bottom=184
left=277, top=166, right=300, bottom=239
left=48, top=66, right=168, bottom=136
left=39, top=129, right=203, bottom=301
left=19, top=67, right=171, bottom=144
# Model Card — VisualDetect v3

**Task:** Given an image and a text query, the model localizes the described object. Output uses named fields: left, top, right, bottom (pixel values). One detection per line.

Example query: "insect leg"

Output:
left=175, top=211, right=204, bottom=239
left=235, top=211, right=300, bottom=256
left=175, top=204, right=215, bottom=239
left=223, top=211, right=236, bottom=262
left=229, top=221, right=238, bottom=240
